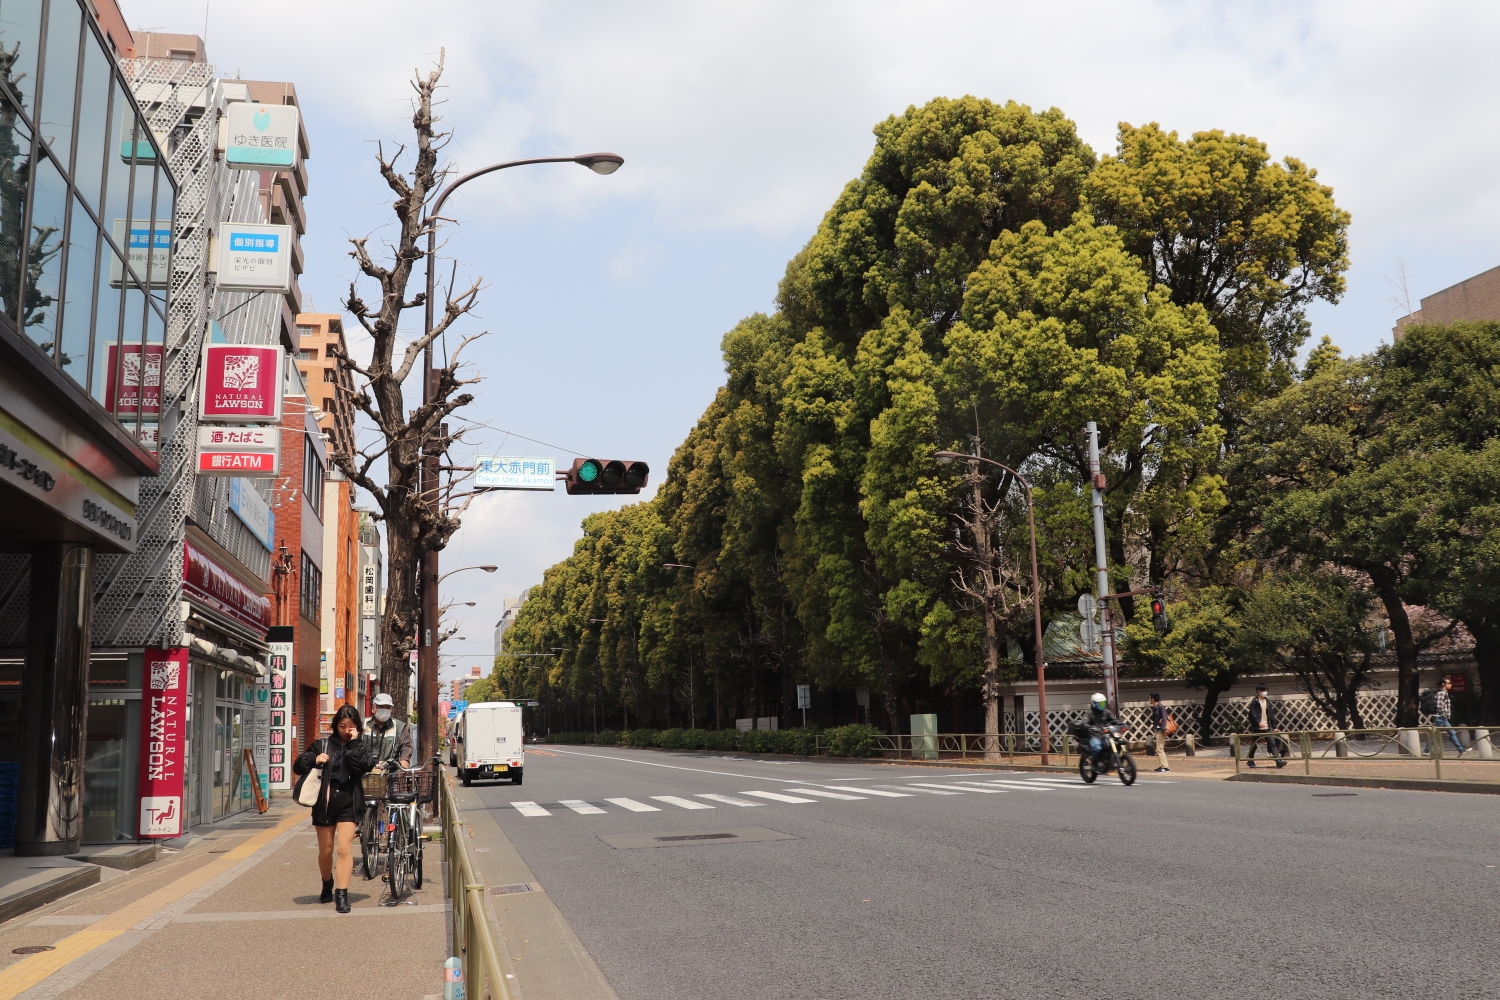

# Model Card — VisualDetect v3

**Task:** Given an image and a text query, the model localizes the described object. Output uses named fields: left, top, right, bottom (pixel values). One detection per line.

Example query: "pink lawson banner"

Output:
left=138, top=647, right=189, bottom=838
left=199, top=344, right=284, bottom=423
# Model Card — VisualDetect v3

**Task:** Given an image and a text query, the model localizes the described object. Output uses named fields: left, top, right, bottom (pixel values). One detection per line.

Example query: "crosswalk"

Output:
left=505, top=773, right=1151, bottom=818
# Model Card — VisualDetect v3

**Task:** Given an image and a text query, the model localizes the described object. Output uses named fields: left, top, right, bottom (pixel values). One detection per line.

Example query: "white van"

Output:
left=457, top=702, right=525, bottom=786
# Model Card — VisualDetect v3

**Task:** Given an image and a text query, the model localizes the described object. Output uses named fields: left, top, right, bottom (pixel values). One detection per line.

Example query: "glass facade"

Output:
left=82, top=650, right=140, bottom=842
left=0, top=0, right=176, bottom=450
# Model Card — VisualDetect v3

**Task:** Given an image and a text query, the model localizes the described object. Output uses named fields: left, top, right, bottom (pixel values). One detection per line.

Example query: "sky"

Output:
left=129, top=0, right=1500, bottom=680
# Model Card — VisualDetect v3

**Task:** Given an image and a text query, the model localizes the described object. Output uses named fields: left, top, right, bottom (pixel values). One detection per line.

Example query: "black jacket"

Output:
left=294, top=734, right=375, bottom=792
left=1088, top=706, right=1118, bottom=728
left=1247, top=696, right=1278, bottom=731
left=1150, top=702, right=1168, bottom=731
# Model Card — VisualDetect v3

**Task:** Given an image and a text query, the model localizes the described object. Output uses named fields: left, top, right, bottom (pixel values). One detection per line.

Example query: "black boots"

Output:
left=319, top=879, right=334, bottom=904
left=334, top=888, right=351, bottom=913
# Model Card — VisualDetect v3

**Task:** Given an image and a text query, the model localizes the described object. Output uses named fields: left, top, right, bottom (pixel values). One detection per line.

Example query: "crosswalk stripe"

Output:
left=512, top=801, right=551, bottom=817
left=605, top=797, right=661, bottom=812
left=742, top=790, right=818, bottom=804
left=960, top=780, right=1052, bottom=792
left=880, top=784, right=962, bottom=795
left=560, top=799, right=606, bottom=814
left=696, top=793, right=762, bottom=807
left=833, top=786, right=911, bottom=797
left=652, top=795, right=715, bottom=810
left=1011, top=778, right=1090, bottom=788
left=784, top=787, right=866, bottom=800
left=910, top=782, right=1007, bottom=794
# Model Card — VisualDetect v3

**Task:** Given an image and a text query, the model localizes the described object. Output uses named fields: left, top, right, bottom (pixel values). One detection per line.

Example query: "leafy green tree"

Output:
left=1126, top=586, right=1246, bottom=740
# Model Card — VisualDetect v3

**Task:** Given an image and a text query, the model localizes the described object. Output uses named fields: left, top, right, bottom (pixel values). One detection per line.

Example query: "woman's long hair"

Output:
left=332, top=703, right=363, bottom=738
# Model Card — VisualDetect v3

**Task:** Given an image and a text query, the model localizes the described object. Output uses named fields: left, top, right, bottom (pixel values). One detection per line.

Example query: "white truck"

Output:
left=456, top=702, right=525, bottom=786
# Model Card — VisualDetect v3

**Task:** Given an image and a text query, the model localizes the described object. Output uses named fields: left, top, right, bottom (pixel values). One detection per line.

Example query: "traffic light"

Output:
left=1150, top=593, right=1170, bottom=634
left=564, top=458, right=650, bottom=495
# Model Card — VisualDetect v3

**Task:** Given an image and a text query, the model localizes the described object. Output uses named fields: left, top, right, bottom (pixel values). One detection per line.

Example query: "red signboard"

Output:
left=197, top=450, right=278, bottom=474
left=104, top=343, right=163, bottom=416
left=182, top=540, right=272, bottom=633
left=199, top=344, right=284, bottom=423
left=1447, top=673, right=1468, bottom=693
left=138, top=647, right=189, bottom=837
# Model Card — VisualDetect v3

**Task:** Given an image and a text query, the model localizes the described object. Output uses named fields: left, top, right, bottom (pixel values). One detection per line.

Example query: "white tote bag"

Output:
left=294, top=738, right=328, bottom=807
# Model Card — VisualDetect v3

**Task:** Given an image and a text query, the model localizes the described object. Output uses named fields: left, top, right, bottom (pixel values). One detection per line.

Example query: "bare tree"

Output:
left=332, top=53, right=484, bottom=715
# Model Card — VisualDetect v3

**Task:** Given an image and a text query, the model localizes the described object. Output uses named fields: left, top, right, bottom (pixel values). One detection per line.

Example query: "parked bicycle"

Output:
left=382, top=760, right=437, bottom=900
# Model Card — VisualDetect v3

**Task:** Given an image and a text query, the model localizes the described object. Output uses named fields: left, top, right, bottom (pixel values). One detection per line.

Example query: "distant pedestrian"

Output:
left=1245, top=684, right=1285, bottom=768
left=1149, top=693, right=1170, bottom=772
left=1426, top=677, right=1467, bottom=756
left=294, top=704, right=375, bottom=913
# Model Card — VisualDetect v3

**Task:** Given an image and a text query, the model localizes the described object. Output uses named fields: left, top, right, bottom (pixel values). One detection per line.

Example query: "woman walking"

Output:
left=294, top=704, right=375, bottom=913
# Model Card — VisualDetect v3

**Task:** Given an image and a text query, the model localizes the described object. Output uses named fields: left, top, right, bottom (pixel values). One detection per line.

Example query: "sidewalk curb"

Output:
left=0, top=866, right=100, bottom=926
left=1225, top=771, right=1500, bottom=794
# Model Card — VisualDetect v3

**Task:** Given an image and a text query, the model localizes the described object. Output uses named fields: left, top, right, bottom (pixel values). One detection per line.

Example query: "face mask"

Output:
left=374, top=708, right=392, bottom=723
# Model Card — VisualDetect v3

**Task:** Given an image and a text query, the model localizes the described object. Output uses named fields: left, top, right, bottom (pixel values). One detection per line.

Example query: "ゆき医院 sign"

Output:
left=225, top=102, right=300, bottom=169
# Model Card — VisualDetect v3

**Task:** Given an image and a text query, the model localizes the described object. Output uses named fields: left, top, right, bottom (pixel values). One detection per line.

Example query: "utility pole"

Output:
left=1087, top=422, right=1119, bottom=714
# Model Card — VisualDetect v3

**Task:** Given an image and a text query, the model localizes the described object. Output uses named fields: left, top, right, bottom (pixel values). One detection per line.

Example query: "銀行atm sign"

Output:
left=199, top=344, right=284, bottom=423
left=138, top=647, right=189, bottom=838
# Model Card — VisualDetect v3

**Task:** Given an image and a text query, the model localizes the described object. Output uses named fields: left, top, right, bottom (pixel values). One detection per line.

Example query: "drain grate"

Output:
left=491, top=883, right=533, bottom=895
left=656, top=833, right=736, bottom=842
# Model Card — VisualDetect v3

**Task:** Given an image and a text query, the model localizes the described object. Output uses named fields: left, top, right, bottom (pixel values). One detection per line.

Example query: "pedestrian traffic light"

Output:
left=564, top=458, right=650, bottom=495
left=1150, top=593, right=1170, bottom=634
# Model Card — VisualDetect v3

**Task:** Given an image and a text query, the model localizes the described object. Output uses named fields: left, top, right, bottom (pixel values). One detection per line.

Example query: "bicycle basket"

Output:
left=361, top=773, right=387, bottom=800
left=387, top=771, right=437, bottom=804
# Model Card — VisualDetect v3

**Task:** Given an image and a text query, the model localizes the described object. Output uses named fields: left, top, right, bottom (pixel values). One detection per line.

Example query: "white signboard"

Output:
left=796, top=684, right=811, bottom=710
left=267, top=640, right=293, bottom=789
left=362, top=563, right=377, bottom=615
left=215, top=223, right=292, bottom=291
left=225, top=102, right=299, bottom=169
left=110, top=219, right=171, bottom=288
left=476, top=456, right=555, bottom=491
left=228, top=477, right=275, bottom=551
left=196, top=425, right=282, bottom=477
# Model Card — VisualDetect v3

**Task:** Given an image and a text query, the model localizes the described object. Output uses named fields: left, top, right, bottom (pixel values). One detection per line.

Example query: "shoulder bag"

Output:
left=293, top=738, right=328, bottom=807
left=1164, top=711, right=1178, bottom=735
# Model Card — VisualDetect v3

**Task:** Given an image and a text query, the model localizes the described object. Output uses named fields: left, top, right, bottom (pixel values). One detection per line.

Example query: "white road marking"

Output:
left=742, top=790, right=818, bottom=804
left=652, top=795, right=715, bottom=810
left=560, top=799, right=607, bottom=814
left=880, top=784, right=962, bottom=795
left=910, top=782, right=1008, bottom=794
left=829, top=786, right=912, bottom=797
left=696, top=793, right=763, bottom=807
left=604, top=797, right=660, bottom=812
left=784, top=787, right=866, bottom=800
left=960, top=780, right=1053, bottom=792
left=1017, top=778, right=1091, bottom=788
left=512, top=801, right=551, bottom=817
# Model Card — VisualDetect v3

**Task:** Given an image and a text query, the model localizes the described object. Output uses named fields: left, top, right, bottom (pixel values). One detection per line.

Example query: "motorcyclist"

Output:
left=366, top=693, right=412, bottom=771
left=1086, top=692, right=1119, bottom=769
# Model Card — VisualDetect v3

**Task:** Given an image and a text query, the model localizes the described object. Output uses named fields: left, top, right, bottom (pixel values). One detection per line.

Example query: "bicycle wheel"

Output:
left=359, top=808, right=376, bottom=880
left=412, top=810, right=424, bottom=890
left=388, top=814, right=409, bottom=900
left=1118, top=753, right=1137, bottom=786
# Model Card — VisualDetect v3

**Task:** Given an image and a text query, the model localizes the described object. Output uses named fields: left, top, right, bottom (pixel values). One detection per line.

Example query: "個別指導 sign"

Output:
left=214, top=223, right=292, bottom=291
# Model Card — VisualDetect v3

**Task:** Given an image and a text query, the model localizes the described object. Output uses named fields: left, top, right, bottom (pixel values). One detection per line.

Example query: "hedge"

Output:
left=541, top=723, right=883, bottom=757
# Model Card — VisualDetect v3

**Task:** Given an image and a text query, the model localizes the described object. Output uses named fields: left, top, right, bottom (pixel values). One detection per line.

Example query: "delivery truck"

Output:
left=456, top=701, right=525, bottom=786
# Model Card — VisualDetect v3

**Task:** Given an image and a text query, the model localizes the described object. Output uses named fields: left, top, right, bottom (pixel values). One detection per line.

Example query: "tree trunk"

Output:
left=1200, top=684, right=1226, bottom=743
left=1471, top=620, right=1500, bottom=725
left=1377, top=584, right=1422, bottom=727
left=982, top=598, right=999, bottom=753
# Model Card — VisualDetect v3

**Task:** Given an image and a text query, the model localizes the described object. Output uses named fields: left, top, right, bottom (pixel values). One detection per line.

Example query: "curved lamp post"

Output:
left=415, top=154, right=622, bottom=770
left=437, top=564, right=497, bottom=585
left=935, top=450, right=1052, bottom=764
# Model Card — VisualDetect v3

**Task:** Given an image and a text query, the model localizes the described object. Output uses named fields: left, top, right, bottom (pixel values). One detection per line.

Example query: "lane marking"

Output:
left=512, top=801, right=552, bottom=817
left=560, top=799, right=606, bottom=815
left=828, top=786, right=911, bottom=797
left=539, top=746, right=868, bottom=786
left=879, top=784, right=962, bottom=795
left=604, top=797, right=660, bottom=812
left=1008, top=778, right=1090, bottom=789
left=0, top=810, right=304, bottom=1000
left=959, top=780, right=1053, bottom=792
left=696, top=794, right=762, bottom=807
left=783, top=787, right=866, bottom=801
left=741, top=790, right=817, bottom=804
left=652, top=795, right=715, bottom=810
left=910, top=782, right=1007, bottom=794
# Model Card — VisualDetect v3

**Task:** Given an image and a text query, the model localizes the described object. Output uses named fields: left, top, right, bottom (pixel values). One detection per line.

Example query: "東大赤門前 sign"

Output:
left=225, top=102, right=299, bottom=169
left=476, top=456, right=555, bottom=491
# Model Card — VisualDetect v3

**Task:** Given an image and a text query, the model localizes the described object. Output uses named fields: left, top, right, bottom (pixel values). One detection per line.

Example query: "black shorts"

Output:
left=312, top=784, right=361, bottom=827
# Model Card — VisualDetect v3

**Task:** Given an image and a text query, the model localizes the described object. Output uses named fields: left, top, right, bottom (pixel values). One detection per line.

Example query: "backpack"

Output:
left=1419, top=690, right=1439, bottom=716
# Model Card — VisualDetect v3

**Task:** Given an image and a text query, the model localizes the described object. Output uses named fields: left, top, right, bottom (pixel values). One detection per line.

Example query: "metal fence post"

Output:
left=1301, top=731, right=1312, bottom=775
left=1232, top=733, right=1240, bottom=774
left=1432, top=727, right=1442, bottom=780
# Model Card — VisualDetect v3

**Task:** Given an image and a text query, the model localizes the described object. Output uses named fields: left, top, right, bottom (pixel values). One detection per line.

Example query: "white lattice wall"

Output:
left=1022, top=691, right=1401, bottom=740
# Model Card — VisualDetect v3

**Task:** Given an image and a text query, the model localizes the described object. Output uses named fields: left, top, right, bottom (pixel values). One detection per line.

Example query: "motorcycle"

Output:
left=1070, top=721, right=1137, bottom=786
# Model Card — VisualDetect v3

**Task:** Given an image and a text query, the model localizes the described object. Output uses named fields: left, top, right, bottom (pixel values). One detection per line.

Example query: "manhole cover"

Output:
left=491, top=883, right=533, bottom=895
left=14, top=945, right=56, bottom=955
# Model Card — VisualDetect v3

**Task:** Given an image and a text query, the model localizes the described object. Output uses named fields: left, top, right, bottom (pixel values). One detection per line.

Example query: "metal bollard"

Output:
left=445, top=956, right=466, bottom=1000
left=1334, top=732, right=1348, bottom=758
left=1397, top=728, right=1423, bottom=757
left=1184, top=733, right=1196, bottom=757
left=1472, top=729, right=1496, bottom=760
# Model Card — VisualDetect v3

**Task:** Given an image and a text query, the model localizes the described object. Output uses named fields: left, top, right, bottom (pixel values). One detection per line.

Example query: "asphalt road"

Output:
left=458, top=746, right=1499, bottom=1000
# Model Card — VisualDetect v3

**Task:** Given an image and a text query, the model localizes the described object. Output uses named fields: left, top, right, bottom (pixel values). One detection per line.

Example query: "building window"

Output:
left=299, top=347, right=317, bottom=360
left=296, top=324, right=317, bottom=336
left=300, top=553, right=321, bottom=623
left=323, top=368, right=335, bottom=382
left=303, top=435, right=324, bottom=517
left=322, top=396, right=334, bottom=413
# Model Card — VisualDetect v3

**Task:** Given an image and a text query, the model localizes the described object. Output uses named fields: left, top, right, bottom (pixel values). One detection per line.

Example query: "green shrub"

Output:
left=594, top=729, right=620, bottom=747
left=621, top=728, right=660, bottom=748
left=704, top=728, right=739, bottom=751
left=546, top=732, right=590, bottom=745
left=655, top=728, right=687, bottom=749
left=681, top=729, right=710, bottom=749
left=825, top=723, right=883, bottom=757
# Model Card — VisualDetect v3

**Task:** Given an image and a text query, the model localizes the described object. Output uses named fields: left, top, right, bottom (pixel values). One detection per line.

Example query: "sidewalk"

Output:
left=0, top=801, right=447, bottom=1000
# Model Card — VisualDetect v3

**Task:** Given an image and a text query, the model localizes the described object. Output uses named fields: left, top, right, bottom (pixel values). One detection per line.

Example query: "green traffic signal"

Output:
left=576, top=459, right=602, bottom=483
left=565, top=457, right=650, bottom=495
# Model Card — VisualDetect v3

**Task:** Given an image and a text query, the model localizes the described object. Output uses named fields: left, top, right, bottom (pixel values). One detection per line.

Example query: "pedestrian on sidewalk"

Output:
left=1246, top=684, right=1285, bottom=768
left=1426, top=677, right=1467, bottom=757
left=294, top=704, right=375, bottom=913
left=1149, top=693, right=1171, bottom=772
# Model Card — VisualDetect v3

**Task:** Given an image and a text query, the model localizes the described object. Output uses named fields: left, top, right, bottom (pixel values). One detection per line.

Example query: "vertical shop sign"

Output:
left=267, top=638, right=294, bottom=789
left=137, top=647, right=189, bottom=837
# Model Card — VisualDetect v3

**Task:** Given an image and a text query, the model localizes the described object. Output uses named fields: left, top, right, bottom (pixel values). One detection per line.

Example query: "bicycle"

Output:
left=359, top=771, right=389, bottom=881
left=383, top=761, right=436, bottom=900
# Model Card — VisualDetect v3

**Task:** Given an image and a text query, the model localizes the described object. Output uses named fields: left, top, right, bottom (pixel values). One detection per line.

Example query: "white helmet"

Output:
left=373, top=693, right=394, bottom=708
left=1090, top=692, right=1108, bottom=711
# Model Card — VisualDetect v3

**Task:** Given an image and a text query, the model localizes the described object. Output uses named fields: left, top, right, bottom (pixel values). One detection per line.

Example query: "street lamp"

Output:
left=662, top=563, right=693, bottom=569
left=417, top=153, right=623, bottom=769
left=934, top=450, right=1052, bottom=765
left=437, top=565, right=497, bottom=585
